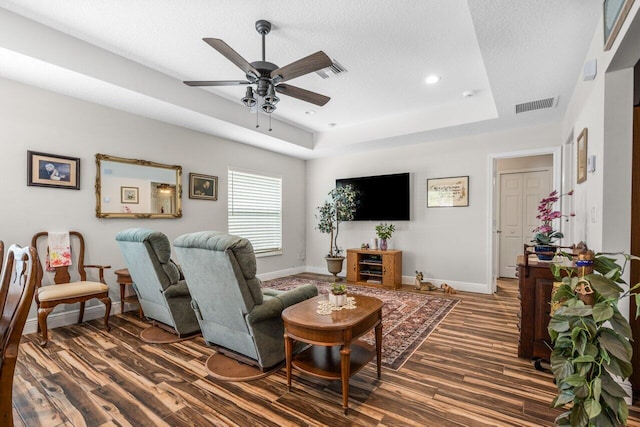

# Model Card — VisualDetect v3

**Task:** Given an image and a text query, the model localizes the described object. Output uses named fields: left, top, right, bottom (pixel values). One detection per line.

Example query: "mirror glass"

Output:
left=95, top=154, right=182, bottom=218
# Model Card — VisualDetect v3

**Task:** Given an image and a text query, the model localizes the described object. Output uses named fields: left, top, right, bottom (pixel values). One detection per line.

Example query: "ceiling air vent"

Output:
left=316, top=60, right=348, bottom=79
left=515, top=97, right=557, bottom=114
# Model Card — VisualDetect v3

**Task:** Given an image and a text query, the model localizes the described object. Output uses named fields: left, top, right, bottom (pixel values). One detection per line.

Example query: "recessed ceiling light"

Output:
left=305, top=110, right=316, bottom=115
left=425, top=75, right=440, bottom=84
left=328, top=123, right=337, bottom=127
left=462, top=90, right=474, bottom=98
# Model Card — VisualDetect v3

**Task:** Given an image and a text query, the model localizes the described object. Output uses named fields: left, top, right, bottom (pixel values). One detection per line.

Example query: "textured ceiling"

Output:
left=0, top=1, right=602, bottom=158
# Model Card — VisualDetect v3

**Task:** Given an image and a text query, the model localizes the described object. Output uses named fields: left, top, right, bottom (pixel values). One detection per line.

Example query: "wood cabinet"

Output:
left=346, top=249, right=402, bottom=289
left=516, top=255, right=555, bottom=360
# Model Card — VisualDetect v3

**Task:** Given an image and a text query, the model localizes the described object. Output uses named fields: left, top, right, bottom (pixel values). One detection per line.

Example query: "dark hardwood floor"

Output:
left=12, top=274, right=640, bottom=426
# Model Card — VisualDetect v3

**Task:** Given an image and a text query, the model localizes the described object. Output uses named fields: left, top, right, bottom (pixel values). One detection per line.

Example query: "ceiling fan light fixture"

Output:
left=264, top=85, right=280, bottom=104
left=261, top=101, right=276, bottom=114
left=242, top=87, right=257, bottom=107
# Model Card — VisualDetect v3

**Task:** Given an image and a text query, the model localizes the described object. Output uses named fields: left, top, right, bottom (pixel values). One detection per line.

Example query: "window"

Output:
left=228, top=168, right=282, bottom=256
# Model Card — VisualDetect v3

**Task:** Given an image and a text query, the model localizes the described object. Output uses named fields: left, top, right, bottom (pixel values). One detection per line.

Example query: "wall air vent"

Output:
left=315, top=60, right=348, bottom=79
left=515, top=97, right=557, bottom=114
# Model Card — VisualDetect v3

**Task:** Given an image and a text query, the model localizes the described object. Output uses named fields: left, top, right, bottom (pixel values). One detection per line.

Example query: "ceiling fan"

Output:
left=184, top=19, right=333, bottom=118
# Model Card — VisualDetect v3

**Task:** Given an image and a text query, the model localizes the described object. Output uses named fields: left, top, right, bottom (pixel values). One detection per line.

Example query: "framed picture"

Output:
left=427, top=176, right=469, bottom=207
left=189, top=173, right=218, bottom=200
left=27, top=150, right=80, bottom=190
left=604, top=0, right=635, bottom=50
left=577, top=128, right=588, bottom=184
left=120, top=186, right=139, bottom=204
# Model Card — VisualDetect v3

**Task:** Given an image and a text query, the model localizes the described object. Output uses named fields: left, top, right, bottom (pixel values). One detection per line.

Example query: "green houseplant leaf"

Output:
left=592, top=302, right=614, bottom=323
left=547, top=249, right=638, bottom=427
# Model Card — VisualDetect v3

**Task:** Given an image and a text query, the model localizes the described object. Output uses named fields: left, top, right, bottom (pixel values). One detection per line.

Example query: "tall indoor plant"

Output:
left=316, top=185, right=358, bottom=278
left=548, top=249, right=640, bottom=426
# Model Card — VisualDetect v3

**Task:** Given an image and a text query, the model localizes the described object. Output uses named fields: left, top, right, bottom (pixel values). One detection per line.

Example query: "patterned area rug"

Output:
left=263, top=277, right=459, bottom=371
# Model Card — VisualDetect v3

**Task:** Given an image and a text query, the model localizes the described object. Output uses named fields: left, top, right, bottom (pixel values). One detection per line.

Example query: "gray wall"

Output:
left=306, top=122, right=562, bottom=293
left=0, top=77, right=307, bottom=325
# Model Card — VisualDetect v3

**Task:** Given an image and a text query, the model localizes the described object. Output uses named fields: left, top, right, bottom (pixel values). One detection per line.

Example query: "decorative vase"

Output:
left=325, top=257, right=345, bottom=281
left=379, top=239, right=388, bottom=250
left=329, top=292, right=347, bottom=307
left=534, top=245, right=556, bottom=261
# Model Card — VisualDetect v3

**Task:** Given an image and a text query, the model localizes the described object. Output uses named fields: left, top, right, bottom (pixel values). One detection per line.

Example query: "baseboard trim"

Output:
left=304, top=267, right=490, bottom=294
left=23, top=302, right=121, bottom=335
left=402, top=275, right=491, bottom=294
left=257, top=266, right=307, bottom=281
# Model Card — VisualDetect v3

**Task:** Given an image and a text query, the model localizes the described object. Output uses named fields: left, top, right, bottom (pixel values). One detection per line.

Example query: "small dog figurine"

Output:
left=441, top=283, right=457, bottom=294
left=414, top=271, right=437, bottom=291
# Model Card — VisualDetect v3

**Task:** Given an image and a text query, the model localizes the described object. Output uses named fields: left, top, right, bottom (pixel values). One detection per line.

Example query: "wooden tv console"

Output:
left=346, top=248, right=402, bottom=289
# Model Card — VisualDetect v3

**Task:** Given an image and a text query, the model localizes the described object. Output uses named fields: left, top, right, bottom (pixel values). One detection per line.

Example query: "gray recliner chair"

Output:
left=173, top=231, right=318, bottom=369
left=115, top=228, right=200, bottom=338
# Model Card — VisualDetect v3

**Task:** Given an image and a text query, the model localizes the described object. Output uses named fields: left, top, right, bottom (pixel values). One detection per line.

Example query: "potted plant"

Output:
left=329, top=282, right=348, bottom=307
left=548, top=248, right=640, bottom=426
left=316, top=185, right=358, bottom=279
left=532, top=190, right=574, bottom=260
left=375, top=223, right=395, bottom=250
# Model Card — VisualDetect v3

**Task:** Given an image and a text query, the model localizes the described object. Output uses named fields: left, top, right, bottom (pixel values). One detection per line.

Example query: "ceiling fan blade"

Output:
left=271, top=51, right=332, bottom=83
left=276, top=84, right=330, bottom=106
left=203, top=38, right=260, bottom=79
left=184, top=80, right=251, bottom=87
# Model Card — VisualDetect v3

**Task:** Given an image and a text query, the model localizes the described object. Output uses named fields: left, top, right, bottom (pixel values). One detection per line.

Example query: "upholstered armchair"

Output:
left=115, top=228, right=200, bottom=340
left=173, top=231, right=317, bottom=369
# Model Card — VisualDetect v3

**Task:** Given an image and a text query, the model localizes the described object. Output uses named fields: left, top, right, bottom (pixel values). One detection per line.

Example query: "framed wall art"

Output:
left=27, top=150, right=80, bottom=190
left=120, top=186, right=139, bottom=204
left=427, top=176, right=469, bottom=207
left=577, top=128, right=588, bottom=184
left=189, top=173, right=218, bottom=200
left=604, top=0, right=635, bottom=50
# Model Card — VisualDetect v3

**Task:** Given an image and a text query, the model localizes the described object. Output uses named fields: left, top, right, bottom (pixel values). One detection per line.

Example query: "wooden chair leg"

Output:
left=0, top=362, right=16, bottom=427
left=78, top=301, right=85, bottom=324
left=100, top=297, right=112, bottom=331
left=38, top=307, right=54, bottom=347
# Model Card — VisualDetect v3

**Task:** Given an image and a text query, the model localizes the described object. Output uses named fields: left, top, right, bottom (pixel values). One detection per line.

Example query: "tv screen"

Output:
left=336, top=173, right=410, bottom=221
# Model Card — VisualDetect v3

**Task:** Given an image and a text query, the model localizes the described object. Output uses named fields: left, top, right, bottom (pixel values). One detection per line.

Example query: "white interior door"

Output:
left=498, top=170, right=551, bottom=278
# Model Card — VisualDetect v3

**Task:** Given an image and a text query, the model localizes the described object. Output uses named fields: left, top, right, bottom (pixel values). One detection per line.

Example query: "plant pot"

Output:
left=325, top=257, right=345, bottom=280
left=379, top=239, right=388, bottom=250
left=329, top=292, right=347, bottom=307
left=534, top=245, right=556, bottom=261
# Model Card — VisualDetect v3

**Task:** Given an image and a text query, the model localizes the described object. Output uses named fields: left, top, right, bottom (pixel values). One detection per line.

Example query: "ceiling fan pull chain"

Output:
left=256, top=105, right=259, bottom=128
left=269, top=113, right=272, bottom=132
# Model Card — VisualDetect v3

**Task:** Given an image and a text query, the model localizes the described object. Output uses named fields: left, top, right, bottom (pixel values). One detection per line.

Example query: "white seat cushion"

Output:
left=37, top=281, right=109, bottom=302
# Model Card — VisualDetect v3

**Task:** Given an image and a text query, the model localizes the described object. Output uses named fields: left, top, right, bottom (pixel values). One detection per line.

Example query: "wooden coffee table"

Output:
left=282, top=294, right=383, bottom=414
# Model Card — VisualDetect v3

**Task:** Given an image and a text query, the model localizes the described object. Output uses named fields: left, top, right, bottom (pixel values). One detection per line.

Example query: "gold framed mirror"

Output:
left=95, top=153, right=182, bottom=218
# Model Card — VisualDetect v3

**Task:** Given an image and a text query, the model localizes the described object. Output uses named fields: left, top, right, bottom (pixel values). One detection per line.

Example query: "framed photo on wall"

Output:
left=604, top=0, right=635, bottom=50
left=120, top=186, right=139, bottom=204
left=189, top=173, right=218, bottom=200
left=27, top=150, right=80, bottom=190
left=577, top=128, right=588, bottom=184
left=427, top=176, right=469, bottom=207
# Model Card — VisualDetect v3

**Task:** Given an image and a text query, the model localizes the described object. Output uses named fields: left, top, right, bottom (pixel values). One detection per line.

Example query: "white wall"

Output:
left=0, top=77, right=307, bottom=329
left=562, top=4, right=640, bottom=254
left=306, top=121, right=562, bottom=293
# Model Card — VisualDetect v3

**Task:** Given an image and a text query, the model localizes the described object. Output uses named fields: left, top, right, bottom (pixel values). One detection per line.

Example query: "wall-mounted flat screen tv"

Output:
left=336, top=172, right=410, bottom=221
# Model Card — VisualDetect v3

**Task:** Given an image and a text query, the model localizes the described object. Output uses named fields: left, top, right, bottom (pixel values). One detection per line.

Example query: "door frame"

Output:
left=486, top=146, right=562, bottom=293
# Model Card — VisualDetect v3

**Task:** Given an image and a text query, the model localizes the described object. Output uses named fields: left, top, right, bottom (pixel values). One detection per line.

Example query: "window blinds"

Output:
left=228, top=168, right=282, bottom=255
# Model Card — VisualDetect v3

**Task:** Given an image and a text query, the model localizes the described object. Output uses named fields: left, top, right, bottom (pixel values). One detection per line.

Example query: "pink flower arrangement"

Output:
left=532, top=190, right=575, bottom=246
